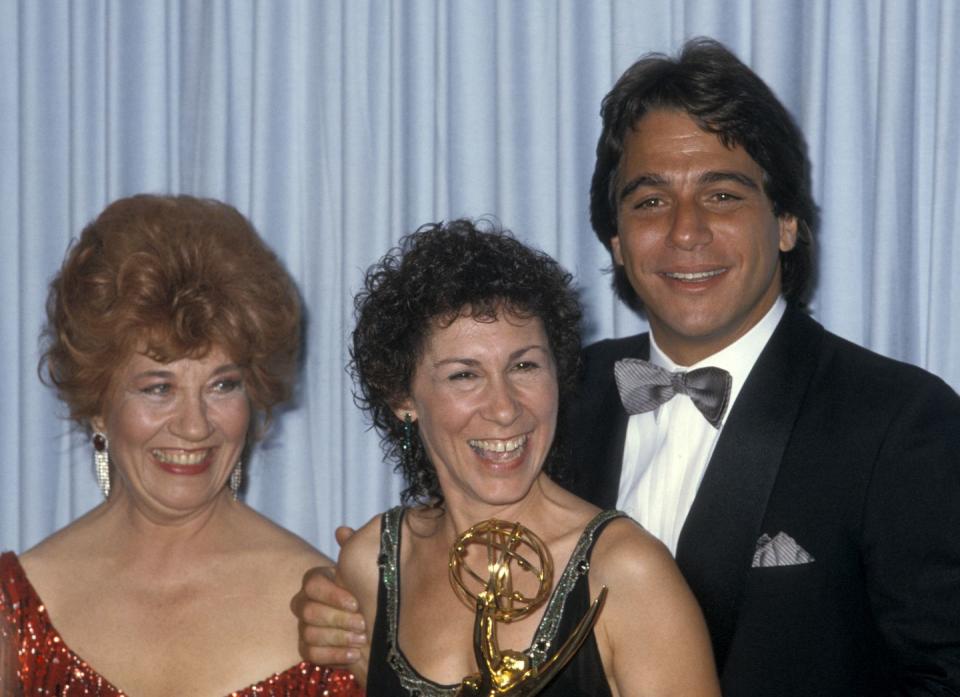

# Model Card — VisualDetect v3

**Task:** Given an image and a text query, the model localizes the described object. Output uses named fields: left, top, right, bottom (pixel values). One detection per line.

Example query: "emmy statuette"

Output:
left=448, top=519, right=607, bottom=696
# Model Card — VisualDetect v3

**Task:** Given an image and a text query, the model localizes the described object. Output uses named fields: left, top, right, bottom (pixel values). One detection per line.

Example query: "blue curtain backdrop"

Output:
left=2, top=0, right=958, bottom=556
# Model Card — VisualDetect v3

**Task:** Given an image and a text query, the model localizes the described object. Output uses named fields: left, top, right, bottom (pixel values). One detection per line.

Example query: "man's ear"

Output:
left=778, top=214, right=799, bottom=252
left=611, top=235, right=625, bottom=266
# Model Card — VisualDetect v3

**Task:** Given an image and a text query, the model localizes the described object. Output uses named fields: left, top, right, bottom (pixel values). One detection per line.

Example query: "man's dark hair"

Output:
left=590, top=37, right=818, bottom=310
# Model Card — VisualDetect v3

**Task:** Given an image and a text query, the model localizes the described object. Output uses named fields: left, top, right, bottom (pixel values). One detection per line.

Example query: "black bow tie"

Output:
left=613, top=358, right=732, bottom=428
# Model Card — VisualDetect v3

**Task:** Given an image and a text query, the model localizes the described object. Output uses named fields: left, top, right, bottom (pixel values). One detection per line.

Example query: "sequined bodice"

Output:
left=0, top=552, right=361, bottom=696
left=367, top=507, right=625, bottom=697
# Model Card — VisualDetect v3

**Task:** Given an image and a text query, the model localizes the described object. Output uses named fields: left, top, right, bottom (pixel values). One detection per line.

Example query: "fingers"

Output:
left=302, top=565, right=360, bottom=611
left=335, top=525, right=356, bottom=548
left=291, top=564, right=368, bottom=665
left=295, top=587, right=365, bottom=633
left=297, top=623, right=366, bottom=666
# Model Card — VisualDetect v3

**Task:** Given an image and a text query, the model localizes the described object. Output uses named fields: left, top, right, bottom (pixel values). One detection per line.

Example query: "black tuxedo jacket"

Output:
left=565, top=308, right=960, bottom=696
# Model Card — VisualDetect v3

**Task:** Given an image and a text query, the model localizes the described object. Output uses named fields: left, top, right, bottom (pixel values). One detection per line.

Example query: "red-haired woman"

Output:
left=0, top=195, right=360, bottom=696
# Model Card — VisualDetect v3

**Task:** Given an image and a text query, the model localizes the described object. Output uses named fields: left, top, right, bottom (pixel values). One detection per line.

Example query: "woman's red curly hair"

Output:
left=40, top=194, right=301, bottom=432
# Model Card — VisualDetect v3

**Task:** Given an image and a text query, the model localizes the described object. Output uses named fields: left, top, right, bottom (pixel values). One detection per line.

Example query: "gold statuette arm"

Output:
left=519, top=586, right=608, bottom=694
left=457, top=587, right=608, bottom=697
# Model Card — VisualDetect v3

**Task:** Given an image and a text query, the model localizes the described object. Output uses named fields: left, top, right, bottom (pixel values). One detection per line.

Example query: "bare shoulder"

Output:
left=17, top=510, right=105, bottom=587
left=19, top=531, right=68, bottom=569
left=336, top=511, right=386, bottom=591
left=234, top=505, right=334, bottom=571
left=335, top=510, right=388, bottom=631
left=588, top=516, right=680, bottom=590
left=588, top=516, right=720, bottom=695
left=338, top=511, right=385, bottom=564
left=587, top=516, right=705, bottom=641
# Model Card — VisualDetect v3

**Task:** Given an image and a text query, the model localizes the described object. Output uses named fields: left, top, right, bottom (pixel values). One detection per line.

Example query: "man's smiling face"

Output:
left=611, top=109, right=798, bottom=365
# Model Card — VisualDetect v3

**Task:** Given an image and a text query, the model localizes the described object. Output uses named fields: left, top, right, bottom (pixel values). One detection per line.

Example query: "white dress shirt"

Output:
left=616, top=297, right=787, bottom=554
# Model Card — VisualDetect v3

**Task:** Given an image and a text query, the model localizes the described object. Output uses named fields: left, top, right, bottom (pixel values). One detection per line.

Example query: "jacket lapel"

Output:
left=570, top=334, right=650, bottom=509
left=595, top=335, right=650, bottom=508
left=674, top=309, right=823, bottom=668
left=595, top=386, right=630, bottom=509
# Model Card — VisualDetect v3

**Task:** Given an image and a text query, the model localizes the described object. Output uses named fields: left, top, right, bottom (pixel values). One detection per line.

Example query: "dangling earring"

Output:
left=401, top=413, right=414, bottom=470
left=92, top=431, right=110, bottom=499
left=229, top=461, right=242, bottom=501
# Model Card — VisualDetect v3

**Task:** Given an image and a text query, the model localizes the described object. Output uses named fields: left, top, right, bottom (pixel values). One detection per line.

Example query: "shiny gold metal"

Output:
left=449, top=519, right=608, bottom=696
left=449, top=520, right=553, bottom=622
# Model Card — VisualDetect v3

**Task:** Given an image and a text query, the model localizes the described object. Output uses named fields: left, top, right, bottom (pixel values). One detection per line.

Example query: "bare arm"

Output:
left=291, top=526, right=369, bottom=667
left=592, top=520, right=721, bottom=697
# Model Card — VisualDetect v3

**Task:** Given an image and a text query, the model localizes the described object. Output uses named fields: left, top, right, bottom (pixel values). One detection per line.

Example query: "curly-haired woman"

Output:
left=334, top=219, right=720, bottom=696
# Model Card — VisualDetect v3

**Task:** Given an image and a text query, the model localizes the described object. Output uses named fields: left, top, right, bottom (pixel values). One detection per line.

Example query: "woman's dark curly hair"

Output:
left=350, top=219, right=582, bottom=506
left=40, top=194, right=301, bottom=436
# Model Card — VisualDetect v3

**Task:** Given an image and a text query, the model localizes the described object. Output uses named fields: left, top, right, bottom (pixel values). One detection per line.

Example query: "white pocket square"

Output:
left=751, top=531, right=815, bottom=568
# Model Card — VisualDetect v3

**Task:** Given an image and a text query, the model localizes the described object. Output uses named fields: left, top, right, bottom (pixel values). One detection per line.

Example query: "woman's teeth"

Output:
left=151, top=449, right=209, bottom=465
left=467, top=435, right=528, bottom=457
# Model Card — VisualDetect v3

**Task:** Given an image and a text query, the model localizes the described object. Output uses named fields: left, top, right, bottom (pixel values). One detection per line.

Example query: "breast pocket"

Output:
left=742, top=561, right=827, bottom=596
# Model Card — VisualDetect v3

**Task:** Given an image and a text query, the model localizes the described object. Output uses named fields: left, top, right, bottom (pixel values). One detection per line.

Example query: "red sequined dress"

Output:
left=0, top=552, right=361, bottom=696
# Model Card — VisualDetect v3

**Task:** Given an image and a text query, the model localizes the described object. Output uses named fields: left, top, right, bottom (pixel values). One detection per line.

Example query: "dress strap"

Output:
left=377, top=505, right=405, bottom=674
left=527, top=510, right=628, bottom=665
left=377, top=507, right=459, bottom=696
left=374, top=508, right=629, bottom=696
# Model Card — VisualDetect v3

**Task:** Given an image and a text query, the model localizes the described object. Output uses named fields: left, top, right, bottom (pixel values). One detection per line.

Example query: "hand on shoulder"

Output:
left=291, top=514, right=383, bottom=683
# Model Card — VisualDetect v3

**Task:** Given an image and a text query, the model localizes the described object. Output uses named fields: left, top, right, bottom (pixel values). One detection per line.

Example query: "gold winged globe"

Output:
left=448, top=519, right=608, bottom=696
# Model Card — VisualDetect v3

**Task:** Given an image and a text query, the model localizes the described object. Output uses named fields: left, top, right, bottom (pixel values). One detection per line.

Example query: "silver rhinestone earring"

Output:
left=229, top=461, right=242, bottom=500
left=92, top=431, right=110, bottom=498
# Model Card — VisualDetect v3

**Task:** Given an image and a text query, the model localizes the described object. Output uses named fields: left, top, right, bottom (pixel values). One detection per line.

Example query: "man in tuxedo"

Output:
left=293, top=39, right=960, bottom=694
left=571, top=37, right=960, bottom=693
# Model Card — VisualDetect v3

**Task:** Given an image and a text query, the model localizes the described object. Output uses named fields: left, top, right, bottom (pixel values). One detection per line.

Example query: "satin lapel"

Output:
left=674, top=310, right=823, bottom=668
left=595, top=380, right=630, bottom=509
left=574, top=334, right=650, bottom=509
left=597, top=335, right=651, bottom=508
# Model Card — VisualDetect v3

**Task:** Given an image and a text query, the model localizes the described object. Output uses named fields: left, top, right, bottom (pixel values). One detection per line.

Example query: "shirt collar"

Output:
left=649, top=297, right=786, bottom=422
